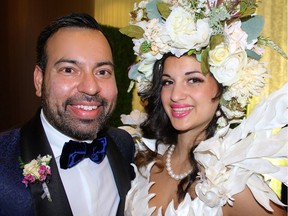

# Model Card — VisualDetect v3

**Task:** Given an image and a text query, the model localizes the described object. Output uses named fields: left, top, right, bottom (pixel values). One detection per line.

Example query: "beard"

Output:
left=41, top=83, right=116, bottom=140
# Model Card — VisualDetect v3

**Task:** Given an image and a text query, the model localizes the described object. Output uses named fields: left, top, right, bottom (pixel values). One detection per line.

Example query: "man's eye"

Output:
left=97, top=70, right=112, bottom=78
left=63, top=68, right=73, bottom=73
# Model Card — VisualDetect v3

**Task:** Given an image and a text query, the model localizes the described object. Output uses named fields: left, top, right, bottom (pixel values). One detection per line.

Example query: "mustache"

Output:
left=65, top=94, right=108, bottom=106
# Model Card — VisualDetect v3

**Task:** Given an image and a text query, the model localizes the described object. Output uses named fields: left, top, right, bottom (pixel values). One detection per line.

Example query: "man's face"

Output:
left=34, top=27, right=117, bottom=140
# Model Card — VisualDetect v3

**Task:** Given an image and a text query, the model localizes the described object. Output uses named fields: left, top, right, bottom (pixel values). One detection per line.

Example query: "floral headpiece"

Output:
left=120, top=0, right=287, bottom=127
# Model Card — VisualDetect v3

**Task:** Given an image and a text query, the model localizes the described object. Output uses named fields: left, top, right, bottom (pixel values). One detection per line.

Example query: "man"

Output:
left=0, top=13, right=134, bottom=216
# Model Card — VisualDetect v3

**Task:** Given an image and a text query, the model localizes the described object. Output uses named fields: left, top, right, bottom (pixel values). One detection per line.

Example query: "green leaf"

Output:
left=241, top=16, right=264, bottom=43
left=201, top=49, right=210, bottom=75
left=140, top=41, right=151, bottom=54
left=246, top=49, right=261, bottom=60
left=239, top=3, right=257, bottom=18
left=119, top=25, right=144, bottom=39
left=210, top=34, right=224, bottom=50
left=187, top=49, right=195, bottom=56
left=258, top=36, right=288, bottom=60
left=147, top=0, right=162, bottom=19
left=157, top=1, right=172, bottom=19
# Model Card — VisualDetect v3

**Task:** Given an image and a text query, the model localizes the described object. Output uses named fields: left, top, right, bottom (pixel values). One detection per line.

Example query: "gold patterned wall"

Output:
left=94, top=0, right=140, bottom=28
left=247, top=0, right=288, bottom=113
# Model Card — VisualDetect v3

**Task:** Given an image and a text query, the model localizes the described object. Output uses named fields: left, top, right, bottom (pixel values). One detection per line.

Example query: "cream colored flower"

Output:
left=226, top=59, right=268, bottom=98
left=23, top=159, right=40, bottom=178
left=209, top=43, right=230, bottom=66
left=41, top=155, right=52, bottom=164
left=210, top=50, right=247, bottom=86
left=166, top=7, right=211, bottom=56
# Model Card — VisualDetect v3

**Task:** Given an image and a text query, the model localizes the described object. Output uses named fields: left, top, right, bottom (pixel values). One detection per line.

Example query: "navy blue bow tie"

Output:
left=60, top=136, right=108, bottom=169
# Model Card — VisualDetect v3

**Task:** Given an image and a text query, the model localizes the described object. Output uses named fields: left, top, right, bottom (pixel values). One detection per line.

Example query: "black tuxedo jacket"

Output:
left=0, top=111, right=135, bottom=216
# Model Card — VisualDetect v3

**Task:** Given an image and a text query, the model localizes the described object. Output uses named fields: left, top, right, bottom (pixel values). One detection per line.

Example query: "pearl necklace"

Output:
left=165, top=145, right=193, bottom=180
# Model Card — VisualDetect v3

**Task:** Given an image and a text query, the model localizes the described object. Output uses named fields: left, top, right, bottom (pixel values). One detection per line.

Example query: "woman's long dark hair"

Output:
left=135, top=53, right=225, bottom=201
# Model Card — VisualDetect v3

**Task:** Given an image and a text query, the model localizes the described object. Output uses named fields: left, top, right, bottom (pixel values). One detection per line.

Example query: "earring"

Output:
left=216, top=110, right=221, bottom=117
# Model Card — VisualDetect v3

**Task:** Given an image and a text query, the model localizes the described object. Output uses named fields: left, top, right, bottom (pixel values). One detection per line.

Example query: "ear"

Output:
left=34, top=65, right=43, bottom=97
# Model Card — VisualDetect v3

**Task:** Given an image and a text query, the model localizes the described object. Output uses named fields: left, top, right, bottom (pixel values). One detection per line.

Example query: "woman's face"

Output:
left=160, top=55, right=219, bottom=133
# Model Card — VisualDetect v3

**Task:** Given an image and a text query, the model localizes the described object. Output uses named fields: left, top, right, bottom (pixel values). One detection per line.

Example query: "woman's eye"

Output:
left=188, top=77, right=204, bottom=83
left=161, top=80, right=173, bottom=86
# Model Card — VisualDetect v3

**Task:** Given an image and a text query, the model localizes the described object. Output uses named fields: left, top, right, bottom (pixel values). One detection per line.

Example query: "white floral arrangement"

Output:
left=120, top=0, right=287, bottom=127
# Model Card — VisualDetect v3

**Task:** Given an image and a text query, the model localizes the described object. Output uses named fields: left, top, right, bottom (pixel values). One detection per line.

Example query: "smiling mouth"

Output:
left=172, top=107, right=193, bottom=113
left=74, top=105, right=98, bottom=111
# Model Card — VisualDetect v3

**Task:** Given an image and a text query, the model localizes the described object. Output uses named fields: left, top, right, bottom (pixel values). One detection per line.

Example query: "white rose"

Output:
left=23, top=159, right=40, bottom=178
left=138, top=52, right=159, bottom=80
left=41, top=155, right=52, bottom=164
left=166, top=7, right=211, bottom=56
left=209, top=43, right=230, bottom=66
left=210, top=51, right=247, bottom=86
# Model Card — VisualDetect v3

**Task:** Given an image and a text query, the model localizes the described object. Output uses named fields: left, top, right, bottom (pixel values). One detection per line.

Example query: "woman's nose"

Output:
left=170, top=83, right=187, bottom=102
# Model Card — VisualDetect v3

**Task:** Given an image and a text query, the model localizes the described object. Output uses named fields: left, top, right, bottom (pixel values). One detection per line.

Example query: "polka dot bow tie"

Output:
left=60, top=136, right=107, bottom=169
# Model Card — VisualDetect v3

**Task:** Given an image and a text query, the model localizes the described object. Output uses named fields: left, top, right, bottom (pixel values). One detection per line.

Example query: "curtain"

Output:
left=247, top=0, right=288, bottom=113
left=94, top=0, right=140, bottom=28
left=248, top=0, right=288, bottom=199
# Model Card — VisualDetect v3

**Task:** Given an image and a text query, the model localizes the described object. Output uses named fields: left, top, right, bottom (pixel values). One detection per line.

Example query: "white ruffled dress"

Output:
left=124, top=83, right=288, bottom=216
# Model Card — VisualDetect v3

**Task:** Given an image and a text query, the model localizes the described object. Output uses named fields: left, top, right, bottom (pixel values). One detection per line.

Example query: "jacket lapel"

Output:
left=20, top=111, right=73, bottom=216
left=106, top=134, right=131, bottom=216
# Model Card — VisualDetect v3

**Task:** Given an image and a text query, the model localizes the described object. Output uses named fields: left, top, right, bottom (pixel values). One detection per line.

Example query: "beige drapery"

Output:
left=247, top=0, right=288, bottom=113
left=94, top=0, right=140, bottom=28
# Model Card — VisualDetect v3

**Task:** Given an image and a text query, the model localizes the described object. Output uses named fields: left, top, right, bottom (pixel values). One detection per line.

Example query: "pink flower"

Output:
left=38, top=165, right=47, bottom=175
left=24, top=174, right=36, bottom=184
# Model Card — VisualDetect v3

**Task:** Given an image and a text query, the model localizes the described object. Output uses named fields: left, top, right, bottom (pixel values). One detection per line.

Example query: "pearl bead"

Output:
left=165, top=144, right=193, bottom=181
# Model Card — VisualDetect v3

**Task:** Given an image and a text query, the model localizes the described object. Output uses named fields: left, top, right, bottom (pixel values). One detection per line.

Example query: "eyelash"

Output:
left=188, top=77, right=204, bottom=83
left=161, top=77, right=204, bottom=86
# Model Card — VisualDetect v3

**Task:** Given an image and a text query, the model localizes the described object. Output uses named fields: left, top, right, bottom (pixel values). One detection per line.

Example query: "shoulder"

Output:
left=105, top=127, right=135, bottom=160
left=222, top=186, right=286, bottom=216
left=0, top=128, right=21, bottom=152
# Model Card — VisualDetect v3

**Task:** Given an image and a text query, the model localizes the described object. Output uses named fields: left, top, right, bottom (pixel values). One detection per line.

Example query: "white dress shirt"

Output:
left=40, top=110, right=120, bottom=216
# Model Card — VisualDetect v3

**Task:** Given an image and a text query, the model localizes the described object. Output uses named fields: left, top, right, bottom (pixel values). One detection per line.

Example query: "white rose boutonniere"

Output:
left=20, top=154, right=53, bottom=202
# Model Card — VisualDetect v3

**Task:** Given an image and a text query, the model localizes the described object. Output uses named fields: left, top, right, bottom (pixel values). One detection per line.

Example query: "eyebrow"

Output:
left=54, top=58, right=114, bottom=69
left=162, top=71, right=201, bottom=77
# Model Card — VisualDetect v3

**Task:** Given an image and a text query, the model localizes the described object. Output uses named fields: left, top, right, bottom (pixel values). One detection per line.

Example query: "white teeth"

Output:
left=74, top=105, right=98, bottom=111
left=173, top=107, right=193, bottom=113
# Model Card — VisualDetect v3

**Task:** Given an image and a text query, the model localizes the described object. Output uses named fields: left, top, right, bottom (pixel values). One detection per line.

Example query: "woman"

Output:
left=120, top=0, right=288, bottom=215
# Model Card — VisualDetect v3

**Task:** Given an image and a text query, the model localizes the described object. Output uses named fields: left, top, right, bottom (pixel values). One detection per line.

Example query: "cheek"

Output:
left=102, top=81, right=118, bottom=101
left=45, top=79, right=72, bottom=102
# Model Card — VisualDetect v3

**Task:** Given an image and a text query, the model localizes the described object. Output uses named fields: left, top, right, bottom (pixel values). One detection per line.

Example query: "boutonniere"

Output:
left=20, top=155, right=52, bottom=202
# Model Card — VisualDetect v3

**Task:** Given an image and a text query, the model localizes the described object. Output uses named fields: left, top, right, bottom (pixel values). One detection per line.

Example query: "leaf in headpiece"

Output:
left=246, top=50, right=261, bottom=60
left=258, top=36, right=288, bottom=60
left=146, top=0, right=162, bottom=19
left=157, top=2, right=172, bottom=19
left=140, top=41, right=151, bottom=54
left=187, top=49, right=195, bottom=56
left=239, top=1, right=257, bottom=18
left=201, top=49, right=210, bottom=75
left=210, top=34, right=225, bottom=50
left=242, top=15, right=264, bottom=44
left=119, top=25, right=144, bottom=39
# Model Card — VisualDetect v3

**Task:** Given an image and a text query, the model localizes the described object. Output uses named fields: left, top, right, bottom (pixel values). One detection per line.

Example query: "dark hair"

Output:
left=36, top=13, right=112, bottom=71
left=136, top=53, right=225, bottom=201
